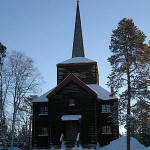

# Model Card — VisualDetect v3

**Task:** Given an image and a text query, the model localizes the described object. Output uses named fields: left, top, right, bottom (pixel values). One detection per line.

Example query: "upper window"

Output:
left=102, top=126, right=112, bottom=134
left=39, top=106, right=48, bottom=115
left=68, top=99, right=75, bottom=107
left=38, top=128, right=48, bottom=136
left=102, top=104, right=111, bottom=113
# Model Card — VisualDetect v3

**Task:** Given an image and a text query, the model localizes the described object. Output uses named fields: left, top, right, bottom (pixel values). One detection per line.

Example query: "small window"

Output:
left=38, top=128, right=48, bottom=136
left=69, top=99, right=75, bottom=107
left=39, top=106, right=48, bottom=115
left=102, top=105, right=111, bottom=113
left=102, top=126, right=112, bottom=134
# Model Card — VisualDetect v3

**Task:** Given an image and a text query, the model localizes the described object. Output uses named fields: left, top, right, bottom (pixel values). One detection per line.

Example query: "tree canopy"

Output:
left=108, top=18, right=150, bottom=150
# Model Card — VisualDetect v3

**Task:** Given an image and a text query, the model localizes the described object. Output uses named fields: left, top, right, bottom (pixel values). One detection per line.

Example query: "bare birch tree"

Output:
left=5, top=51, right=41, bottom=149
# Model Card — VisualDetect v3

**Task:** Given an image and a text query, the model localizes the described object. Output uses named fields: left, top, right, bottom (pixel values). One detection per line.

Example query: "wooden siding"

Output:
left=32, top=83, right=119, bottom=148
left=48, top=81, right=98, bottom=146
left=57, top=64, right=99, bottom=85
left=32, top=87, right=119, bottom=148
left=96, top=100, right=119, bottom=145
left=32, top=102, right=49, bottom=147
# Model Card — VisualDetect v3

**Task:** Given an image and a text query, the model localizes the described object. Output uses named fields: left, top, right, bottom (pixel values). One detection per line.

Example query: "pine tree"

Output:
left=131, top=100, right=150, bottom=146
left=107, top=18, right=150, bottom=150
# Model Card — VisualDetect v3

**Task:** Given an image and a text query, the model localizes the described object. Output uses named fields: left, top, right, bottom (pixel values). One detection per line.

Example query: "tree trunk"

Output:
left=10, top=109, right=17, bottom=150
left=29, top=115, right=32, bottom=150
left=0, top=62, right=3, bottom=141
left=127, top=67, right=131, bottom=150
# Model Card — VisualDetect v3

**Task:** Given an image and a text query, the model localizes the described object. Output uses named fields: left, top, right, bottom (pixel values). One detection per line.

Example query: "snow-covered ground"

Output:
left=7, top=147, right=22, bottom=150
left=7, top=136, right=150, bottom=150
left=99, top=136, right=146, bottom=150
left=50, top=136, right=150, bottom=150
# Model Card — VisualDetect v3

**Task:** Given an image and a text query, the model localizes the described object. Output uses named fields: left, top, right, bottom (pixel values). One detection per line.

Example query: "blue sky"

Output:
left=0, top=0, right=150, bottom=95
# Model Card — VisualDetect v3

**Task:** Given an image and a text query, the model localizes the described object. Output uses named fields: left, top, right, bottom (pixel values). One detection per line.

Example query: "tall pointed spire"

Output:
left=72, top=0, right=85, bottom=58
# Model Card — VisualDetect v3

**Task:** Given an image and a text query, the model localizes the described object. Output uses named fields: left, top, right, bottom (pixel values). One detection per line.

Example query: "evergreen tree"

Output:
left=107, top=18, right=150, bottom=150
left=131, top=100, right=150, bottom=146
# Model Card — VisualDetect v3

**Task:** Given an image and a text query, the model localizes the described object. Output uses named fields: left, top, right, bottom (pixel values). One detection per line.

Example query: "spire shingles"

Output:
left=72, top=1, right=85, bottom=58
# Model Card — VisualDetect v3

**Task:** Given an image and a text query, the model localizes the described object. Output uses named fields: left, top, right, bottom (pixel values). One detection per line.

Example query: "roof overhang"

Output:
left=57, top=62, right=97, bottom=67
left=57, top=57, right=97, bottom=67
left=61, top=115, right=82, bottom=121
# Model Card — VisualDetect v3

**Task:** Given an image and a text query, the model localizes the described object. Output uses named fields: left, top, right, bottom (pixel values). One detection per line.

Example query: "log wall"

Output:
left=57, top=63, right=99, bottom=85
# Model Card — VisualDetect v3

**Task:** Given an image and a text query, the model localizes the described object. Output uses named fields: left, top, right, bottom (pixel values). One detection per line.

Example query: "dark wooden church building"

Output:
left=32, top=1, right=119, bottom=149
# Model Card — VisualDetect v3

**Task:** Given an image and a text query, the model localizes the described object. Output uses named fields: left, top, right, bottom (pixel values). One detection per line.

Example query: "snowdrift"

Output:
left=100, top=136, right=145, bottom=150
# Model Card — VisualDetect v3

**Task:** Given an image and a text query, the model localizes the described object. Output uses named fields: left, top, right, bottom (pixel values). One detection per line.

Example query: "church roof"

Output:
left=72, top=0, right=85, bottom=58
left=57, top=57, right=97, bottom=65
left=87, top=84, right=117, bottom=100
left=61, top=115, right=82, bottom=121
left=33, top=84, right=117, bottom=103
left=32, top=88, right=55, bottom=102
left=57, top=2, right=96, bottom=66
left=32, top=2, right=117, bottom=103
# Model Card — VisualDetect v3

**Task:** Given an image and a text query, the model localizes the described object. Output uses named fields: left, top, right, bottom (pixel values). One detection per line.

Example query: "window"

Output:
left=39, top=106, right=48, bottom=115
left=102, top=105, right=111, bottom=113
left=102, top=126, right=112, bottom=134
left=38, top=128, right=48, bottom=136
left=68, top=99, right=75, bottom=107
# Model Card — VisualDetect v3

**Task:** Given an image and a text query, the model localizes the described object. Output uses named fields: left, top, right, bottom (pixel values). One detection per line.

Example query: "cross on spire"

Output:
left=72, top=0, right=85, bottom=58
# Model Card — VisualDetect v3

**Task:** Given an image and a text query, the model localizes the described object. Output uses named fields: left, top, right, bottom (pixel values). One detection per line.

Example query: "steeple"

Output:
left=72, top=0, right=85, bottom=58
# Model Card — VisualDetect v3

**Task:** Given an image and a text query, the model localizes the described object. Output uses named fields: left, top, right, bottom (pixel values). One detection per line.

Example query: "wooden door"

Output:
left=64, top=121, right=78, bottom=141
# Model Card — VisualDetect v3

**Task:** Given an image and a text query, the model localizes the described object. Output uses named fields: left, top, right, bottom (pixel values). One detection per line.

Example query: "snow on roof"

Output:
left=87, top=84, right=117, bottom=100
left=57, top=57, right=97, bottom=65
left=32, top=84, right=117, bottom=103
left=32, top=88, right=54, bottom=103
left=61, top=115, right=82, bottom=121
